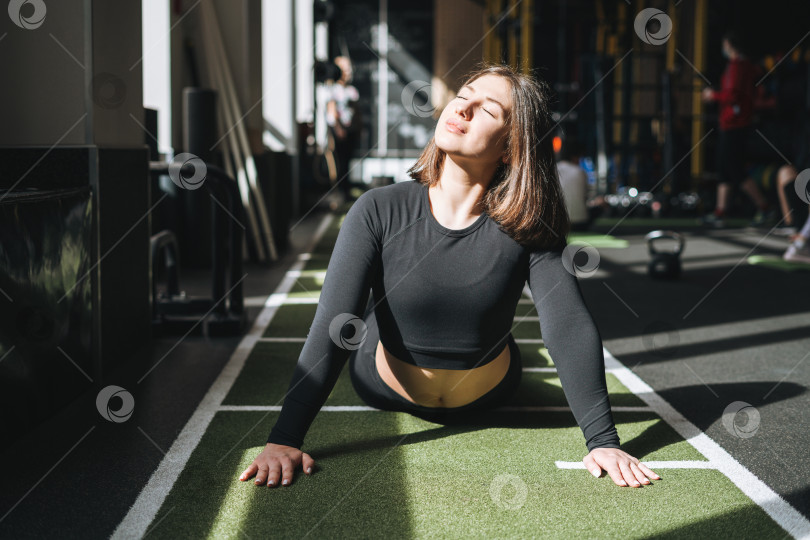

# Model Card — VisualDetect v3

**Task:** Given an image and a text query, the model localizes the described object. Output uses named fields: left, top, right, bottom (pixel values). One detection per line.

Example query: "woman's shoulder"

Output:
left=350, top=180, right=424, bottom=243
left=349, top=180, right=421, bottom=223
left=358, top=179, right=421, bottom=205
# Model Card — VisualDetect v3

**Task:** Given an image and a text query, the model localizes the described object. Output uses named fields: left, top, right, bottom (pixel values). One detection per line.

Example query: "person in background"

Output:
left=783, top=213, right=810, bottom=263
left=556, top=139, right=590, bottom=231
left=762, top=163, right=810, bottom=236
left=744, top=162, right=793, bottom=228
left=701, top=29, right=775, bottom=228
left=556, top=139, right=605, bottom=231
left=326, top=56, right=360, bottom=201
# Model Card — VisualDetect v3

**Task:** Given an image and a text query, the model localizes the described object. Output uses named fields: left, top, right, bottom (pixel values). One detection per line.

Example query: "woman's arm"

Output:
left=266, top=190, right=382, bottom=449
left=527, top=246, right=660, bottom=486
left=526, top=246, right=621, bottom=452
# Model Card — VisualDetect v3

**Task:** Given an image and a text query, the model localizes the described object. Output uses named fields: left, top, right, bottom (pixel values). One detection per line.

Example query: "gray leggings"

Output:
left=348, top=296, right=523, bottom=425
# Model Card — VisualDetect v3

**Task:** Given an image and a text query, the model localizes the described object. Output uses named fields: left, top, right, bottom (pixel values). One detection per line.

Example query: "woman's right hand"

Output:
left=239, top=443, right=316, bottom=487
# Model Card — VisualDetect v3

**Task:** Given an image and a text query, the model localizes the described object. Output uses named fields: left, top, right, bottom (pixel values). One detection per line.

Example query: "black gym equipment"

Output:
left=148, top=161, right=246, bottom=337
left=645, top=230, right=686, bottom=280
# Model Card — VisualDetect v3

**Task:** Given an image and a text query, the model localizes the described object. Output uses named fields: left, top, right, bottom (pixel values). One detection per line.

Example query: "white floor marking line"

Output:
left=514, top=338, right=544, bottom=344
left=265, top=294, right=320, bottom=306
left=602, top=347, right=810, bottom=539
left=519, top=282, right=810, bottom=539
left=216, top=405, right=653, bottom=413
left=285, top=269, right=328, bottom=278
left=523, top=367, right=557, bottom=373
left=110, top=213, right=336, bottom=540
left=556, top=461, right=717, bottom=469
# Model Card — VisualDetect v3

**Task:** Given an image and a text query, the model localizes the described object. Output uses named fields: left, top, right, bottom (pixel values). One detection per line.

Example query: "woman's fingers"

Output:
left=637, top=461, right=661, bottom=480
left=629, top=461, right=651, bottom=485
left=302, top=453, right=316, bottom=476
left=603, top=462, right=627, bottom=487
left=582, top=453, right=601, bottom=477
left=280, top=457, right=295, bottom=486
left=242, top=447, right=315, bottom=487
left=266, top=460, right=282, bottom=487
left=239, top=463, right=257, bottom=481
left=254, top=464, right=269, bottom=486
left=586, top=449, right=662, bottom=487
left=618, top=460, right=640, bottom=487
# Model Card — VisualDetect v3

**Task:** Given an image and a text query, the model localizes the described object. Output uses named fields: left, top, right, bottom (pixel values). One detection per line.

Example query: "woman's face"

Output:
left=434, top=73, right=512, bottom=167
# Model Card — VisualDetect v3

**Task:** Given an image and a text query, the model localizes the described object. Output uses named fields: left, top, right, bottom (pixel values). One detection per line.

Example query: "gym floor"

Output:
left=1, top=196, right=808, bottom=539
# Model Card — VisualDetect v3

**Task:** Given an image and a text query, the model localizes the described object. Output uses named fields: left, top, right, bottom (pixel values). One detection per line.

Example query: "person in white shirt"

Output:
left=556, top=139, right=591, bottom=230
left=326, top=56, right=360, bottom=200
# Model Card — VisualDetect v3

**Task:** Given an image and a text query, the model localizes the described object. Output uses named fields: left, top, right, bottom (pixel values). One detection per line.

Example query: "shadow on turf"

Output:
left=611, top=325, right=810, bottom=367
left=307, top=380, right=802, bottom=467
left=309, top=409, right=685, bottom=463
left=654, top=381, right=805, bottom=431
left=639, top=484, right=810, bottom=539
left=577, top=244, right=810, bottom=344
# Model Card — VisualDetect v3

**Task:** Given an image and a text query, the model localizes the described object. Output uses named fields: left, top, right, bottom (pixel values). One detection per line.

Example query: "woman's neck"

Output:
left=433, top=155, right=497, bottom=217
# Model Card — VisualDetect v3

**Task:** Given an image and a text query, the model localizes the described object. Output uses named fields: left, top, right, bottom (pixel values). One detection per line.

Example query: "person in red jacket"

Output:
left=701, top=29, right=775, bottom=227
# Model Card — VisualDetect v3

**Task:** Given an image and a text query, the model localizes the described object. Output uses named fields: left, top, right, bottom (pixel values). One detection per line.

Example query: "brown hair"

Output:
left=407, top=63, right=569, bottom=250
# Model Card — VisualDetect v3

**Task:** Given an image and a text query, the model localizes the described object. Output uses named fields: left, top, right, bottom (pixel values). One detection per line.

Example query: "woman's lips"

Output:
left=445, top=119, right=466, bottom=134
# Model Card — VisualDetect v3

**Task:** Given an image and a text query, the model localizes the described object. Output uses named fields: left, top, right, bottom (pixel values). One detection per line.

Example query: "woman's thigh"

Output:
left=348, top=303, right=409, bottom=413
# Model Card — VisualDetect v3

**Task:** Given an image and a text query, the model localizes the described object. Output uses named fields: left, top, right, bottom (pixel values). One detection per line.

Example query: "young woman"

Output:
left=240, top=64, right=660, bottom=490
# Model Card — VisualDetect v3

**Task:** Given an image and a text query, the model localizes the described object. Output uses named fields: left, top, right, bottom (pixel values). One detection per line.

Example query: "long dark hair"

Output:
left=407, top=62, right=569, bottom=250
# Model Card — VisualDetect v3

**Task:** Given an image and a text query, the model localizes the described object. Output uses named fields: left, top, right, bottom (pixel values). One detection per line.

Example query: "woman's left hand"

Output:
left=582, top=447, right=661, bottom=487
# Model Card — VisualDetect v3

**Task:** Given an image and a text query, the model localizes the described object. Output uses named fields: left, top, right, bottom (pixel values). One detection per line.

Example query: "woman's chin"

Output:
left=434, top=136, right=462, bottom=156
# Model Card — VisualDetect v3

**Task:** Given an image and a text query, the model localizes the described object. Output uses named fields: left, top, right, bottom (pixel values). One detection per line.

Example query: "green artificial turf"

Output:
left=146, top=410, right=784, bottom=540
left=138, top=201, right=791, bottom=540
left=567, top=233, right=629, bottom=249
left=747, top=254, right=810, bottom=272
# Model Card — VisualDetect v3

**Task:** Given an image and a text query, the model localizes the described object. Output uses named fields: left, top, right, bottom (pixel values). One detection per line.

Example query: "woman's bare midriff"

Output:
left=374, top=339, right=511, bottom=408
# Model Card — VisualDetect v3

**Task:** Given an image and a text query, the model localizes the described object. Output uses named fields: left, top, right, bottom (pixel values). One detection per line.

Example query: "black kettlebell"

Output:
left=645, top=230, right=685, bottom=279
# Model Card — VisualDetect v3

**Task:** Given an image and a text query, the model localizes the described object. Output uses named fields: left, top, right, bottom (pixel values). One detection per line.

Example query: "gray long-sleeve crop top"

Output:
left=266, top=179, right=620, bottom=452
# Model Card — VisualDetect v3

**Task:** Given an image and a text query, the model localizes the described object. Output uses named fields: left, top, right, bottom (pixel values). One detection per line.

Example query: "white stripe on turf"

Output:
left=602, top=347, right=810, bottom=539
left=556, top=460, right=717, bottom=469
left=109, top=213, right=336, bottom=540
left=216, top=405, right=653, bottom=413
left=518, top=284, right=810, bottom=539
left=265, top=294, right=321, bottom=305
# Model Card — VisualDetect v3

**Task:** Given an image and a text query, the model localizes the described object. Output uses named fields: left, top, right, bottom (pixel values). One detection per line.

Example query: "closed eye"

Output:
left=455, top=95, right=495, bottom=117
